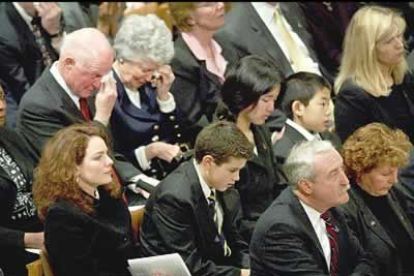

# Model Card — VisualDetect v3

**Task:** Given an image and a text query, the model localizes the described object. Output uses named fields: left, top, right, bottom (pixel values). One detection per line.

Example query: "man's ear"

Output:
left=292, top=100, right=305, bottom=118
left=297, top=178, right=313, bottom=195
left=201, top=155, right=214, bottom=168
left=63, top=57, right=75, bottom=70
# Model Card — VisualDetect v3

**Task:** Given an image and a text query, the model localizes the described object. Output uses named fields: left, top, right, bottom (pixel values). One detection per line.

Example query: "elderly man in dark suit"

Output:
left=16, top=28, right=156, bottom=198
left=140, top=121, right=253, bottom=276
left=250, top=139, right=375, bottom=276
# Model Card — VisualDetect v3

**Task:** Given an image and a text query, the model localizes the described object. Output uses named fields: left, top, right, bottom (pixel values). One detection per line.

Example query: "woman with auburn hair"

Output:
left=168, top=2, right=234, bottom=147
left=341, top=122, right=414, bottom=276
left=33, top=122, right=138, bottom=276
left=334, top=5, right=414, bottom=143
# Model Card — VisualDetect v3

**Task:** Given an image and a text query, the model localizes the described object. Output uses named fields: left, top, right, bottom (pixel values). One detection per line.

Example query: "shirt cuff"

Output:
left=157, top=92, right=176, bottom=113
left=135, top=146, right=151, bottom=171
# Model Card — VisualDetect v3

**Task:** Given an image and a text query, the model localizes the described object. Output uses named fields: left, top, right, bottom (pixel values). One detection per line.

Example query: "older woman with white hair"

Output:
left=110, top=14, right=183, bottom=181
left=334, top=5, right=414, bottom=143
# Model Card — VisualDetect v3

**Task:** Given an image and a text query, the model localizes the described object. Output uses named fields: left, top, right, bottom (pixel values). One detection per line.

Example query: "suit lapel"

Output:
left=42, top=69, right=85, bottom=122
left=246, top=3, right=293, bottom=75
left=289, top=190, right=327, bottom=269
left=352, top=188, right=396, bottom=249
left=285, top=124, right=307, bottom=144
left=112, top=70, right=160, bottom=121
left=187, top=162, right=222, bottom=246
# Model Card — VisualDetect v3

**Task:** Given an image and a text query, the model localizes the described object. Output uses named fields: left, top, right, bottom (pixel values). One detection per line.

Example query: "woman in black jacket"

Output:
left=33, top=123, right=138, bottom=276
left=215, top=55, right=287, bottom=243
left=341, top=122, right=414, bottom=276
left=334, top=6, right=414, bottom=144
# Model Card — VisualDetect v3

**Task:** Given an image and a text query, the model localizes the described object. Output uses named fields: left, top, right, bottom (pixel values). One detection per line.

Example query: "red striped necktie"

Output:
left=321, top=211, right=339, bottom=276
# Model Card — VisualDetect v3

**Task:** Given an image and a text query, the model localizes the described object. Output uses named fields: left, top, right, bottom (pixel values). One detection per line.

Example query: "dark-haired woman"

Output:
left=216, top=55, right=287, bottom=242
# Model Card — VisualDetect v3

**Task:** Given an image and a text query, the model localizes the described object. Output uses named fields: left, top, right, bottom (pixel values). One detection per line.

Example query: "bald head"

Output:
left=60, top=28, right=114, bottom=67
left=57, top=28, right=114, bottom=98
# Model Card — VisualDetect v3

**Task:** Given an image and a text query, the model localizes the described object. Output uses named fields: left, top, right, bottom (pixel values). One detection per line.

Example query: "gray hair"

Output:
left=284, top=140, right=334, bottom=190
left=113, top=14, right=174, bottom=65
left=60, top=28, right=113, bottom=67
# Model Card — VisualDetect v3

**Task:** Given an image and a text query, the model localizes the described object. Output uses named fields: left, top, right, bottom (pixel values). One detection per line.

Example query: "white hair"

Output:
left=113, top=14, right=174, bottom=65
left=284, top=140, right=334, bottom=189
left=60, top=28, right=113, bottom=66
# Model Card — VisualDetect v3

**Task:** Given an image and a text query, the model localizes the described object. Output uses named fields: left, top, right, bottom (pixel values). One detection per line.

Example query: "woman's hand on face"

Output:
left=153, top=65, right=175, bottom=101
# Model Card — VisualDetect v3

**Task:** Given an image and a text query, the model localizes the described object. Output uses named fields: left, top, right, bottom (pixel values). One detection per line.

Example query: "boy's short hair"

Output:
left=195, top=121, right=254, bottom=165
left=278, top=72, right=332, bottom=119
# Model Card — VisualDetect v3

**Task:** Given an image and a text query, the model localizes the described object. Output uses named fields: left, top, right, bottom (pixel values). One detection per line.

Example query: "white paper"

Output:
left=128, top=253, right=191, bottom=276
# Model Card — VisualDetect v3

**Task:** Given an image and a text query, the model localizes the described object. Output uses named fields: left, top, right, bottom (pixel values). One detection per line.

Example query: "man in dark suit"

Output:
left=250, top=140, right=375, bottom=276
left=16, top=28, right=156, bottom=197
left=0, top=85, right=43, bottom=276
left=273, top=72, right=341, bottom=165
left=215, top=2, right=326, bottom=79
left=0, top=2, right=63, bottom=127
left=140, top=121, right=253, bottom=276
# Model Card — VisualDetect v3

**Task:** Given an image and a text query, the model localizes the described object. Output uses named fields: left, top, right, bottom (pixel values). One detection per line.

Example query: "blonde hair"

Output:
left=335, top=5, right=408, bottom=97
left=169, top=2, right=231, bottom=32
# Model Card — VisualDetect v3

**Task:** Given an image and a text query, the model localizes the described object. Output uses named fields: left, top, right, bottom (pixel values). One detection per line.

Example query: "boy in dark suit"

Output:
left=140, top=121, right=253, bottom=276
left=273, top=72, right=341, bottom=165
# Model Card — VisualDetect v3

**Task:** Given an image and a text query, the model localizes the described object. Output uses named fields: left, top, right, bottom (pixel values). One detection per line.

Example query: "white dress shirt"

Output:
left=299, top=200, right=331, bottom=270
left=193, top=159, right=224, bottom=233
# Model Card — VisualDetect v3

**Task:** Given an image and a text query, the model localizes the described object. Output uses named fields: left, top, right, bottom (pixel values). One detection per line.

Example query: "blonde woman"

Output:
left=334, top=5, right=414, bottom=143
left=168, top=2, right=233, bottom=147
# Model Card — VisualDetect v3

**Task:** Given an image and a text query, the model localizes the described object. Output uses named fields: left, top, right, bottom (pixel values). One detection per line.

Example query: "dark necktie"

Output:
left=321, top=212, right=340, bottom=276
left=31, top=16, right=53, bottom=67
left=79, top=98, right=91, bottom=121
left=208, top=190, right=231, bottom=256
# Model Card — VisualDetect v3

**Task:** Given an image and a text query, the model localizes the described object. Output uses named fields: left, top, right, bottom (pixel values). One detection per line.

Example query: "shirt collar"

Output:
left=193, top=159, right=215, bottom=202
left=251, top=2, right=279, bottom=26
left=181, top=32, right=223, bottom=61
left=12, top=2, right=34, bottom=31
left=299, top=199, right=324, bottom=230
left=50, top=62, right=81, bottom=109
left=286, top=118, right=321, bottom=141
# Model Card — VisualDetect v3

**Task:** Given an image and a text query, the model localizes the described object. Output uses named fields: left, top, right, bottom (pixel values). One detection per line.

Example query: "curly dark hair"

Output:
left=342, top=123, right=412, bottom=180
left=33, top=122, right=121, bottom=221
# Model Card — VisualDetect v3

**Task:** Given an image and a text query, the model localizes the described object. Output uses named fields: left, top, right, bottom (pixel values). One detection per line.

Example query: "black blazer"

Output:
left=16, top=68, right=145, bottom=186
left=334, top=74, right=414, bottom=143
left=170, top=35, right=234, bottom=147
left=250, top=188, right=376, bottom=276
left=214, top=2, right=322, bottom=78
left=236, top=124, right=286, bottom=243
left=140, top=160, right=250, bottom=276
left=45, top=188, right=137, bottom=276
left=0, top=3, right=58, bottom=104
left=273, top=123, right=342, bottom=165
left=341, top=184, right=414, bottom=276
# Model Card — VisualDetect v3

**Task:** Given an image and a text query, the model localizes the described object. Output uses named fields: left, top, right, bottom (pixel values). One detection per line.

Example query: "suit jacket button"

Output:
left=174, top=124, right=179, bottom=129
left=169, top=115, right=175, bottom=121
left=151, top=169, right=157, bottom=173
left=177, top=133, right=181, bottom=138
left=153, top=125, right=160, bottom=131
left=152, top=135, right=160, bottom=142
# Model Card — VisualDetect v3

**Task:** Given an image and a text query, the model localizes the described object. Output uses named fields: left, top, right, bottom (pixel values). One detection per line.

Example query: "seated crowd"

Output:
left=2, top=2, right=414, bottom=276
